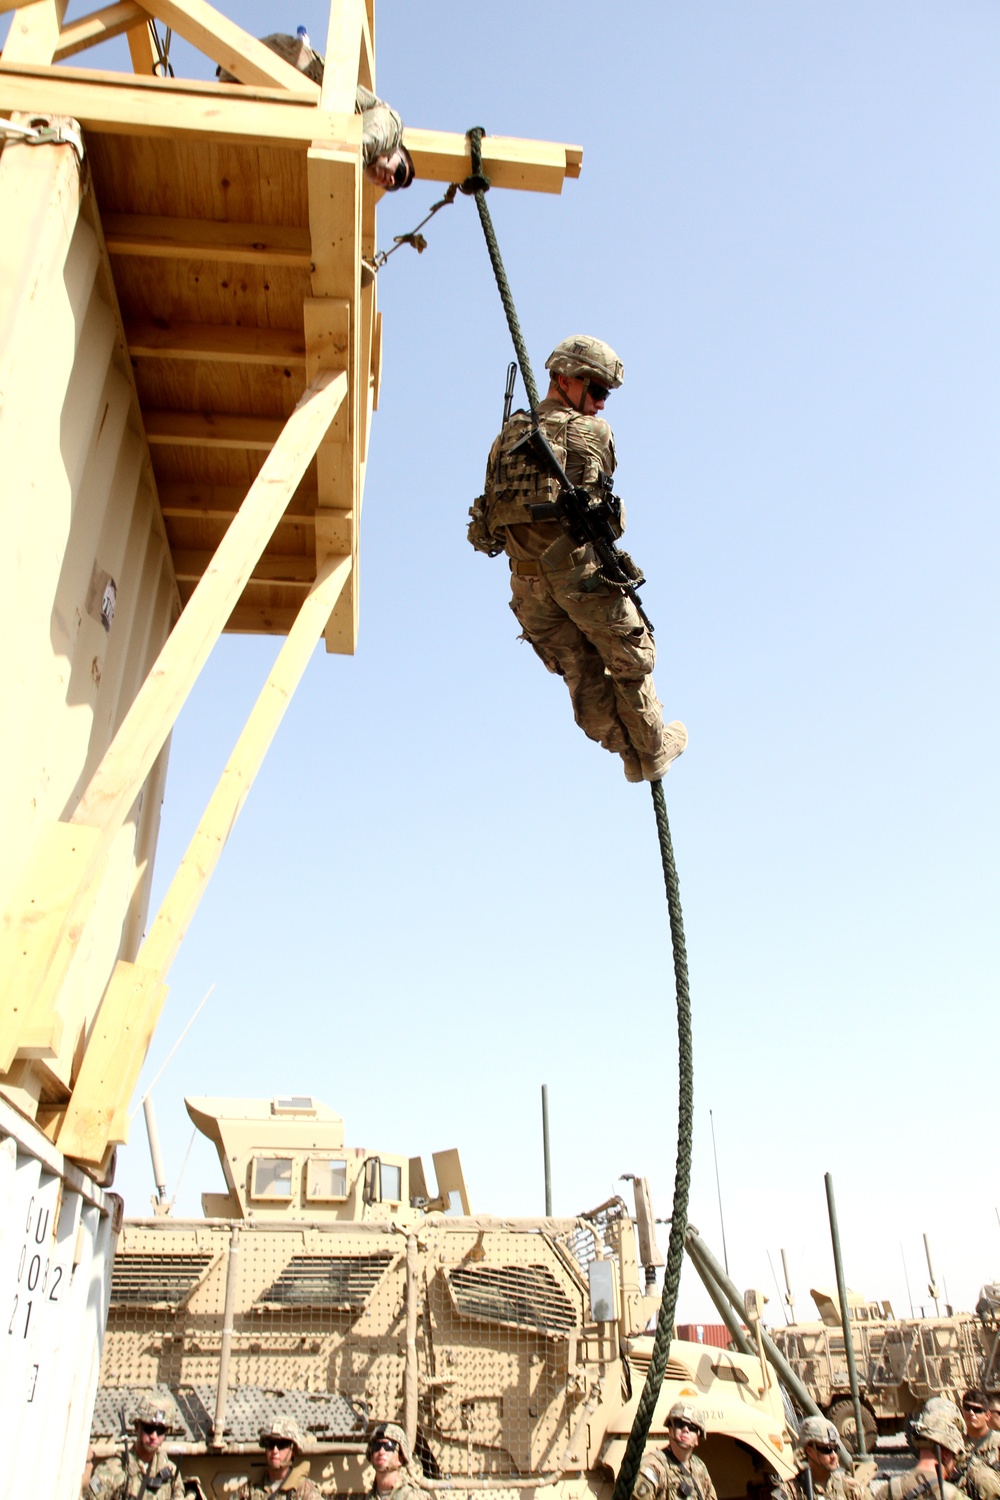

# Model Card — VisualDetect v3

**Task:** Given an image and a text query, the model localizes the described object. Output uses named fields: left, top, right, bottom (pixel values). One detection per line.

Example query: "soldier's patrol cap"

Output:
left=798, top=1417, right=839, bottom=1447
left=134, top=1396, right=175, bottom=1429
left=667, top=1401, right=706, bottom=1434
left=259, top=1415, right=307, bottom=1452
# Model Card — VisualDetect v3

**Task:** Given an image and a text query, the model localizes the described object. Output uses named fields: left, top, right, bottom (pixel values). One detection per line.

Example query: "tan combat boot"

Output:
left=639, top=720, right=688, bottom=782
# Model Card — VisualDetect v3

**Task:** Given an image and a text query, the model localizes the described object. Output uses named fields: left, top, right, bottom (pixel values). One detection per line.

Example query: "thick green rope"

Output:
left=611, top=780, right=694, bottom=1500
left=461, top=136, right=695, bottom=1497
left=461, top=127, right=540, bottom=411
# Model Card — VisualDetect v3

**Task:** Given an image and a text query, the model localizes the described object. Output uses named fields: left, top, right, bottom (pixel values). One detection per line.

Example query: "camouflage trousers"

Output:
left=508, top=556, right=665, bottom=761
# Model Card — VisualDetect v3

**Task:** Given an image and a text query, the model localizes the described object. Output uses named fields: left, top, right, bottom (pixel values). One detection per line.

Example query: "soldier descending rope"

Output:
left=469, top=334, right=687, bottom=783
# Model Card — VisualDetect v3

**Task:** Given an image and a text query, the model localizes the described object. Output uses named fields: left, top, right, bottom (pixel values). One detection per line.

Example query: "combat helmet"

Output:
left=545, top=336, right=624, bottom=390
left=910, top=1405, right=965, bottom=1457
left=798, top=1416, right=839, bottom=1448
left=259, top=1415, right=308, bottom=1456
left=367, top=1422, right=411, bottom=1466
left=133, top=1395, right=178, bottom=1431
left=667, top=1400, right=706, bottom=1436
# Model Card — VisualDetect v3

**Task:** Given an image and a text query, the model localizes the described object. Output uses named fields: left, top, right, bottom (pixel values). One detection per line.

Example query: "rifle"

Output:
left=511, top=421, right=655, bottom=634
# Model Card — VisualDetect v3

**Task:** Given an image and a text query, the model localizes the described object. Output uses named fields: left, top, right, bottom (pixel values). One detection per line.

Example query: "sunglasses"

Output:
left=587, top=383, right=611, bottom=403
left=370, top=1439, right=399, bottom=1454
left=140, top=1423, right=167, bottom=1437
left=672, top=1421, right=702, bottom=1435
left=812, top=1445, right=838, bottom=1456
left=965, top=1406, right=987, bottom=1415
left=263, top=1439, right=292, bottom=1451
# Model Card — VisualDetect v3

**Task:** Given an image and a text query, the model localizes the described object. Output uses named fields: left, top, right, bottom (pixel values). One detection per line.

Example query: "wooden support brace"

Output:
left=103, top=213, right=313, bottom=266
left=145, top=0, right=320, bottom=92
left=0, top=371, right=346, bottom=1073
left=320, top=0, right=365, bottom=112
left=1, top=0, right=69, bottom=65
left=144, top=410, right=285, bottom=449
left=52, top=2, right=147, bottom=62
left=124, top=318, right=306, bottom=365
left=56, top=555, right=352, bottom=1166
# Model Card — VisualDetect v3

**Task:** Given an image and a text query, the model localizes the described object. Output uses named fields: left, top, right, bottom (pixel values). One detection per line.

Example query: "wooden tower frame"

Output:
left=0, top=0, right=580, bottom=1169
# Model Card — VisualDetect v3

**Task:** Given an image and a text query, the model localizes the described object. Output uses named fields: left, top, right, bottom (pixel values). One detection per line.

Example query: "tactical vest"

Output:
left=483, top=406, right=615, bottom=531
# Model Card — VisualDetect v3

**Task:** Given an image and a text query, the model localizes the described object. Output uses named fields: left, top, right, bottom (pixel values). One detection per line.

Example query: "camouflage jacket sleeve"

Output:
left=690, top=1454, right=718, bottom=1500
left=354, top=84, right=404, bottom=166
left=962, top=1458, right=1000, bottom=1500
left=84, top=1456, right=127, bottom=1500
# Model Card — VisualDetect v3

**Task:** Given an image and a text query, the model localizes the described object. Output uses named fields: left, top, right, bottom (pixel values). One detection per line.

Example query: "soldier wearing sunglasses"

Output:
left=237, top=1416, right=320, bottom=1500
left=471, top=335, right=687, bottom=784
left=366, top=1424, right=421, bottom=1500
left=786, top=1417, right=868, bottom=1500
left=952, top=1392, right=1000, bottom=1500
left=630, top=1401, right=718, bottom=1500
left=84, top=1397, right=185, bottom=1500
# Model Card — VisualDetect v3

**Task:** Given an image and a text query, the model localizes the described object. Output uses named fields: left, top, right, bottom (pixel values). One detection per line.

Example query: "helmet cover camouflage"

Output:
left=667, top=1400, right=706, bottom=1434
left=259, top=1415, right=308, bottom=1453
left=545, top=336, right=624, bottom=390
left=911, top=1406, right=966, bottom=1457
left=799, top=1416, right=840, bottom=1447
left=133, top=1395, right=177, bottom=1430
left=367, top=1422, right=411, bottom=1466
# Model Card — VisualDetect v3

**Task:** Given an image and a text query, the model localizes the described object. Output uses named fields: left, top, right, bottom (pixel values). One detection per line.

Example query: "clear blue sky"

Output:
left=13, top=0, right=999, bottom=1325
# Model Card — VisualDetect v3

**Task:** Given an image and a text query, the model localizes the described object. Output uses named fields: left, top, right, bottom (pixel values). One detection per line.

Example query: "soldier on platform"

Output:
left=366, top=1423, right=421, bottom=1500
left=630, top=1401, right=718, bottom=1500
left=84, top=1396, right=186, bottom=1500
left=469, top=335, right=687, bottom=783
left=237, top=1416, right=320, bottom=1500
left=219, top=34, right=414, bottom=190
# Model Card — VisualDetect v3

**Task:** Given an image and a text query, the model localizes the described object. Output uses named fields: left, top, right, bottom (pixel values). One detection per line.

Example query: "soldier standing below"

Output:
left=630, top=1401, right=718, bottom=1500
left=84, top=1397, right=185, bottom=1500
left=470, top=336, right=687, bottom=784
left=366, top=1424, right=421, bottom=1500
left=871, top=1406, right=964, bottom=1500
left=237, top=1417, right=320, bottom=1500
left=787, top=1417, right=868, bottom=1500
left=953, top=1393, right=1000, bottom=1500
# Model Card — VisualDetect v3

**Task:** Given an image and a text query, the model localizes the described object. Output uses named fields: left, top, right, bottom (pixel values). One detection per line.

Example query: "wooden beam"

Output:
left=0, top=64, right=359, bottom=148
left=147, top=0, right=320, bottom=93
left=172, top=549, right=315, bottom=583
left=103, top=213, right=312, bottom=266
left=320, top=0, right=364, bottom=112
left=144, top=410, right=284, bottom=449
left=0, top=372, right=347, bottom=1071
left=125, top=11, right=157, bottom=75
left=53, top=1, right=146, bottom=61
left=1, top=0, right=68, bottom=65
left=56, top=555, right=351, bottom=1166
left=158, top=482, right=316, bottom=521
left=402, top=127, right=582, bottom=193
left=125, top=318, right=306, bottom=365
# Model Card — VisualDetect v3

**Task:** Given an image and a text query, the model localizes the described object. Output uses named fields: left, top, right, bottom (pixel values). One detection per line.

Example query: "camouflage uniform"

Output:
left=787, top=1466, right=869, bottom=1500
left=370, top=1479, right=424, bottom=1500
left=474, top=367, right=676, bottom=780
left=871, top=1470, right=961, bottom=1500
left=633, top=1446, right=718, bottom=1500
left=85, top=1447, right=185, bottom=1500
left=236, top=1460, right=321, bottom=1500
left=955, top=1450, right=1000, bottom=1500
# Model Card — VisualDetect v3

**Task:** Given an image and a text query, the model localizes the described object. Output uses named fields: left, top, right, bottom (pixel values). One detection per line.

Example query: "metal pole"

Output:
left=541, top=1084, right=552, bottom=1216
left=404, top=1234, right=419, bottom=1456
left=924, top=1234, right=941, bottom=1316
left=684, top=1225, right=853, bottom=1467
left=824, top=1173, right=867, bottom=1458
left=781, top=1247, right=795, bottom=1322
left=142, top=1094, right=168, bottom=1206
left=901, top=1243, right=915, bottom=1318
left=212, top=1225, right=240, bottom=1447
left=683, top=1236, right=755, bottom=1356
left=709, top=1110, right=729, bottom=1275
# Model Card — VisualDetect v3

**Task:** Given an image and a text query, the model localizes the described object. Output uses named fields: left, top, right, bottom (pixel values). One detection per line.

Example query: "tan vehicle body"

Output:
left=92, top=1098, right=797, bottom=1500
left=771, top=1287, right=1000, bottom=1443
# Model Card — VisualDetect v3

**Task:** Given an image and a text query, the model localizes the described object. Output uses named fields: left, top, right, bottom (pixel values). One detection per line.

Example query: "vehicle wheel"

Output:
left=828, top=1398, right=878, bottom=1456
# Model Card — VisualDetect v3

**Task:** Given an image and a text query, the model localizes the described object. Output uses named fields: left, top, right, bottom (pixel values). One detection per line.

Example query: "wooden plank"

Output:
left=1, top=0, right=69, bottom=65
left=158, top=482, right=316, bottom=521
left=401, top=127, right=581, bottom=193
left=125, top=318, right=306, bottom=365
left=0, top=65, right=359, bottom=148
left=144, top=411, right=284, bottom=449
left=148, top=0, right=320, bottom=93
left=103, top=212, right=312, bottom=265
left=171, top=549, right=315, bottom=582
left=320, top=0, right=364, bottom=112
left=57, top=555, right=351, bottom=1165
left=125, top=12, right=157, bottom=76
left=53, top=1, right=146, bottom=61
left=0, top=372, right=346, bottom=1067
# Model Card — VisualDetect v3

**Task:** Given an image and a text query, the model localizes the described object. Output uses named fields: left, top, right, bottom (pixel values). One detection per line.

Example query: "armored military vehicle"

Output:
left=91, top=1096, right=798, bottom=1500
left=770, top=1285, right=1000, bottom=1448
